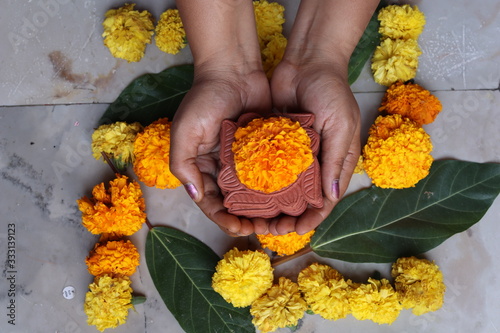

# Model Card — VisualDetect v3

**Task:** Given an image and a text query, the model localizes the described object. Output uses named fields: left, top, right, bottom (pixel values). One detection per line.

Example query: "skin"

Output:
left=170, top=0, right=379, bottom=237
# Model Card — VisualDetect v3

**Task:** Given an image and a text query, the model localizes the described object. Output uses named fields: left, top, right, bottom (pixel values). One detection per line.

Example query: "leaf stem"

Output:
left=271, top=245, right=313, bottom=267
left=145, top=218, right=154, bottom=230
left=101, top=152, right=121, bottom=175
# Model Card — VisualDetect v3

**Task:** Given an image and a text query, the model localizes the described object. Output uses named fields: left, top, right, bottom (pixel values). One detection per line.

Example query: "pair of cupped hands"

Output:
left=169, top=56, right=361, bottom=237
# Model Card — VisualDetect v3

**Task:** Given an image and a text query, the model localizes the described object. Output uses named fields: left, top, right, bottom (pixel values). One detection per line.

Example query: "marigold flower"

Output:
left=353, top=155, right=365, bottom=174
left=133, top=118, right=181, bottom=189
left=102, top=4, right=154, bottom=62
left=362, top=114, right=433, bottom=189
left=251, top=277, right=307, bottom=333
left=155, top=9, right=186, bottom=55
left=232, top=117, right=313, bottom=193
left=86, top=240, right=140, bottom=277
left=77, top=174, right=146, bottom=236
left=253, top=0, right=285, bottom=48
left=212, top=248, right=274, bottom=307
left=298, top=263, right=352, bottom=320
left=392, top=257, right=446, bottom=315
left=371, top=38, right=421, bottom=86
left=378, top=5, right=426, bottom=40
left=261, top=33, right=287, bottom=79
left=256, top=230, right=314, bottom=256
left=91, top=122, right=143, bottom=169
left=349, top=278, right=402, bottom=325
left=379, top=81, right=443, bottom=125
left=84, top=274, right=133, bottom=332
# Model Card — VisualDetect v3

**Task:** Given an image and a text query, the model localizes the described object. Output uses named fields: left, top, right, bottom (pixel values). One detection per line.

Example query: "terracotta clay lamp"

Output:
left=217, top=112, right=323, bottom=218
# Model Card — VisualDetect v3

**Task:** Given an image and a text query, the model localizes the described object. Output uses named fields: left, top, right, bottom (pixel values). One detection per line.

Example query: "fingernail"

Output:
left=184, top=183, right=198, bottom=201
left=332, top=179, right=340, bottom=200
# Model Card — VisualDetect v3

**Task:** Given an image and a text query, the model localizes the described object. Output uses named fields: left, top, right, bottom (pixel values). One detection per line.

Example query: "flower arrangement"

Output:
left=218, top=112, right=322, bottom=218
left=75, top=2, right=500, bottom=333
left=371, top=5, right=425, bottom=86
left=77, top=174, right=146, bottom=331
left=212, top=249, right=445, bottom=330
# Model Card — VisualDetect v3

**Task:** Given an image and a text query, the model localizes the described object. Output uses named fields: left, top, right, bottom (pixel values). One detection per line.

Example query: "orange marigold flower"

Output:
left=256, top=230, right=315, bottom=256
left=86, top=240, right=140, bottom=276
left=363, top=114, right=433, bottom=189
left=77, top=175, right=146, bottom=236
left=133, top=118, right=181, bottom=189
left=232, top=117, right=313, bottom=193
left=379, top=81, right=443, bottom=125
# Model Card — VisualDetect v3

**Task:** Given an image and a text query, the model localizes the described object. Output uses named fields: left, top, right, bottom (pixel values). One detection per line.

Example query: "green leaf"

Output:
left=347, top=4, right=381, bottom=85
left=99, top=65, right=194, bottom=126
left=311, top=160, right=500, bottom=263
left=146, top=227, right=254, bottom=333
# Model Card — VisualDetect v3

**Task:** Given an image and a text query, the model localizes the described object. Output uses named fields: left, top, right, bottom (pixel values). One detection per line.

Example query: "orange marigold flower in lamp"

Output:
left=218, top=113, right=323, bottom=218
left=256, top=230, right=315, bottom=256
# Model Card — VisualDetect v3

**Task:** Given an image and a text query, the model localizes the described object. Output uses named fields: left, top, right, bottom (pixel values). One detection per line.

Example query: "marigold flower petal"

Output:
left=392, top=256, right=446, bottom=315
left=251, top=277, right=307, bottom=333
left=232, top=117, right=313, bottom=193
left=91, top=121, right=143, bottom=167
left=253, top=0, right=285, bottom=48
left=261, top=33, right=287, bottom=79
left=212, top=248, right=274, bottom=307
left=298, top=263, right=352, bottom=320
left=84, top=274, right=133, bottom=332
left=371, top=38, right=421, bottom=86
left=349, top=278, right=402, bottom=325
left=379, top=81, right=443, bottom=125
left=256, top=230, right=314, bottom=256
left=155, top=9, right=187, bottom=55
left=133, top=118, right=181, bottom=189
left=363, top=114, right=433, bottom=189
left=77, top=174, right=146, bottom=236
left=86, top=240, right=140, bottom=276
left=378, top=5, right=426, bottom=40
left=102, top=4, right=154, bottom=62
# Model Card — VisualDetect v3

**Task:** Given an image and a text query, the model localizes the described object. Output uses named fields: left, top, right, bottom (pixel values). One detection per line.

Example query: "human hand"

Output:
left=170, top=63, right=272, bottom=237
left=266, top=59, right=361, bottom=235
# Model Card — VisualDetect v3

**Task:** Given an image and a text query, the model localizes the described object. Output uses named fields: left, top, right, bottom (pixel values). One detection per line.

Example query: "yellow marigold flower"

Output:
left=261, top=33, right=287, bottom=79
left=251, top=277, right=307, bottom=333
left=77, top=174, right=146, bottom=236
left=253, top=0, right=285, bottom=48
left=212, top=248, right=274, bottom=307
left=91, top=122, right=143, bottom=168
left=353, top=155, right=364, bottom=175
left=371, top=38, right=421, bottom=86
left=392, top=256, right=446, bottom=315
left=363, top=114, right=433, bottom=189
left=379, top=81, right=443, bottom=125
left=232, top=117, right=314, bottom=193
left=378, top=5, right=426, bottom=40
left=133, top=118, right=181, bottom=189
left=102, top=4, right=154, bottom=62
left=256, top=230, right=314, bottom=256
left=84, top=274, right=133, bottom=332
left=298, top=263, right=352, bottom=320
left=155, top=9, right=186, bottom=55
left=349, top=278, right=402, bottom=325
left=86, top=240, right=140, bottom=277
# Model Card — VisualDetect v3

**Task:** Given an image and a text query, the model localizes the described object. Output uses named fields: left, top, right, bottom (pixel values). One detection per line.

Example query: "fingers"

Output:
left=196, top=173, right=254, bottom=237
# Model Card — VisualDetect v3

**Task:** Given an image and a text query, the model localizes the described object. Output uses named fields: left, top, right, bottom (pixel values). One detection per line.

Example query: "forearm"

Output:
left=284, top=0, right=379, bottom=71
left=176, top=0, right=262, bottom=73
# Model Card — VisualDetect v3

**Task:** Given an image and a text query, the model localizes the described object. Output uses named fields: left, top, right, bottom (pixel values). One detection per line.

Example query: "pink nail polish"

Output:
left=332, top=179, right=340, bottom=200
left=184, top=183, right=198, bottom=201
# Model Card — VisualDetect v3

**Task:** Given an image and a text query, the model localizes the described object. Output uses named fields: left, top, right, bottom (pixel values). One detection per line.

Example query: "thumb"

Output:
left=169, top=122, right=204, bottom=202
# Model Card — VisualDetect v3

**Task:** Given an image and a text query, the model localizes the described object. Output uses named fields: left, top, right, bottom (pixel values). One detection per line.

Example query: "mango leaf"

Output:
left=146, top=227, right=254, bottom=333
left=311, top=160, right=500, bottom=263
left=99, top=65, right=194, bottom=126
left=348, top=4, right=381, bottom=85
